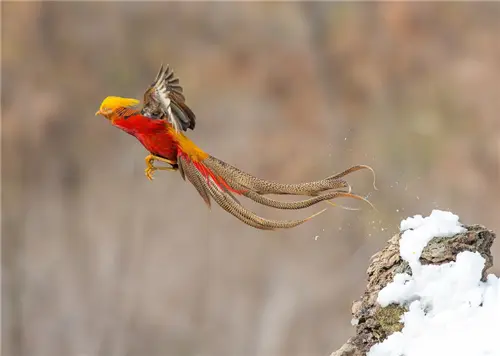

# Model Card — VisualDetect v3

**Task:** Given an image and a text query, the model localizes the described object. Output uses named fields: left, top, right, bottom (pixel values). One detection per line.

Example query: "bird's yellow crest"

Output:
left=96, top=96, right=140, bottom=115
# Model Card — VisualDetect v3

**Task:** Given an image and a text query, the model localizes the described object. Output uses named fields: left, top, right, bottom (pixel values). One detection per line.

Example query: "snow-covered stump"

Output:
left=331, top=210, right=498, bottom=356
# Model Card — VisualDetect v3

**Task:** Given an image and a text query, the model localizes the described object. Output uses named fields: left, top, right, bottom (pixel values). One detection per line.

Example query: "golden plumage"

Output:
left=95, top=96, right=139, bottom=116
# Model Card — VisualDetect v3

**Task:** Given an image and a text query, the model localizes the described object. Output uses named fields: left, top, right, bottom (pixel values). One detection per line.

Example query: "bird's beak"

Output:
left=95, top=110, right=101, bottom=116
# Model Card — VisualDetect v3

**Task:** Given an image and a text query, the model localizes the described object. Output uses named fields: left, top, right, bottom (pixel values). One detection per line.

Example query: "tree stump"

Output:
left=331, top=224, right=496, bottom=356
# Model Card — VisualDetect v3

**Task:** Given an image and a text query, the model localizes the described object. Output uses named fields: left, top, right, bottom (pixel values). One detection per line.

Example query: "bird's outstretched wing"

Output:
left=141, top=64, right=196, bottom=132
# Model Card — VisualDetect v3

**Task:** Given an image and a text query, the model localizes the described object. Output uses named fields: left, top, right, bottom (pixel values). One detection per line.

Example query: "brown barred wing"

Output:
left=141, top=64, right=196, bottom=132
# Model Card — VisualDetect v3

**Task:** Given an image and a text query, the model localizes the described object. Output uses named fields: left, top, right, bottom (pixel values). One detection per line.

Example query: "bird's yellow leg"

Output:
left=144, top=154, right=177, bottom=181
left=151, top=155, right=177, bottom=166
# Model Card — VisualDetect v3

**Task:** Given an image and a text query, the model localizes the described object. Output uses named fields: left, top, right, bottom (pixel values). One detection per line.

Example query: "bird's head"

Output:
left=95, top=96, right=140, bottom=119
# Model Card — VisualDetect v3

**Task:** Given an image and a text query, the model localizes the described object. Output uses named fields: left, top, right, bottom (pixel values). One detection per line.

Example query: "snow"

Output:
left=398, top=210, right=466, bottom=269
left=368, top=210, right=500, bottom=356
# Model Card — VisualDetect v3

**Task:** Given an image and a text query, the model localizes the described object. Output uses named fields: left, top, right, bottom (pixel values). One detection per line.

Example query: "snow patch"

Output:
left=369, top=210, right=500, bottom=356
left=398, top=210, right=466, bottom=269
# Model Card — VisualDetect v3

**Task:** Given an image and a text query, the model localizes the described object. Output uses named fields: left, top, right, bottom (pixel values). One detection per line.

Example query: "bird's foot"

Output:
left=144, top=154, right=177, bottom=181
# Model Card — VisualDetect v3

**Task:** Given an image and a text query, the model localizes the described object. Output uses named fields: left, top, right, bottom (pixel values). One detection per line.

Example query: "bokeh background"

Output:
left=3, top=2, right=500, bottom=356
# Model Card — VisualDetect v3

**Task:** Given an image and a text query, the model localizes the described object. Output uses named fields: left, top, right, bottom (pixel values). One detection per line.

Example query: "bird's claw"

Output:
left=144, top=154, right=177, bottom=181
left=145, top=154, right=157, bottom=181
left=145, top=166, right=156, bottom=181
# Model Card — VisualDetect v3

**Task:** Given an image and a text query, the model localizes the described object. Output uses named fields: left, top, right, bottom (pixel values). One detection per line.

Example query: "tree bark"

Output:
left=331, top=224, right=496, bottom=356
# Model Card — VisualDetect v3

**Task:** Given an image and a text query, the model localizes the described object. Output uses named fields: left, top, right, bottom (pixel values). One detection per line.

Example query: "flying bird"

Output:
left=95, top=64, right=376, bottom=230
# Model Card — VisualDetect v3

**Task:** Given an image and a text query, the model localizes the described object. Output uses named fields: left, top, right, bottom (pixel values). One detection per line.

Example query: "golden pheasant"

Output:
left=95, top=64, right=376, bottom=230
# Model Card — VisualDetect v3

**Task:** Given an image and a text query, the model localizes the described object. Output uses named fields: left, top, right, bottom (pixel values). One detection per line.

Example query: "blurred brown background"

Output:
left=2, top=2, right=500, bottom=356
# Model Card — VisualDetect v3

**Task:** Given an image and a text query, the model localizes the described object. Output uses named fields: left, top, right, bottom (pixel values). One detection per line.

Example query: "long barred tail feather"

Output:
left=178, top=156, right=212, bottom=207
left=205, top=178, right=327, bottom=230
left=178, top=156, right=326, bottom=230
left=176, top=154, right=376, bottom=230
left=326, top=164, right=378, bottom=191
left=244, top=189, right=374, bottom=211
left=203, top=156, right=357, bottom=195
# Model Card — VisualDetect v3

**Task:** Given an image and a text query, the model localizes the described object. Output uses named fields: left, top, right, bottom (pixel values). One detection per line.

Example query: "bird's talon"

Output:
left=144, top=154, right=157, bottom=181
left=145, top=167, right=156, bottom=181
left=144, top=154, right=177, bottom=180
